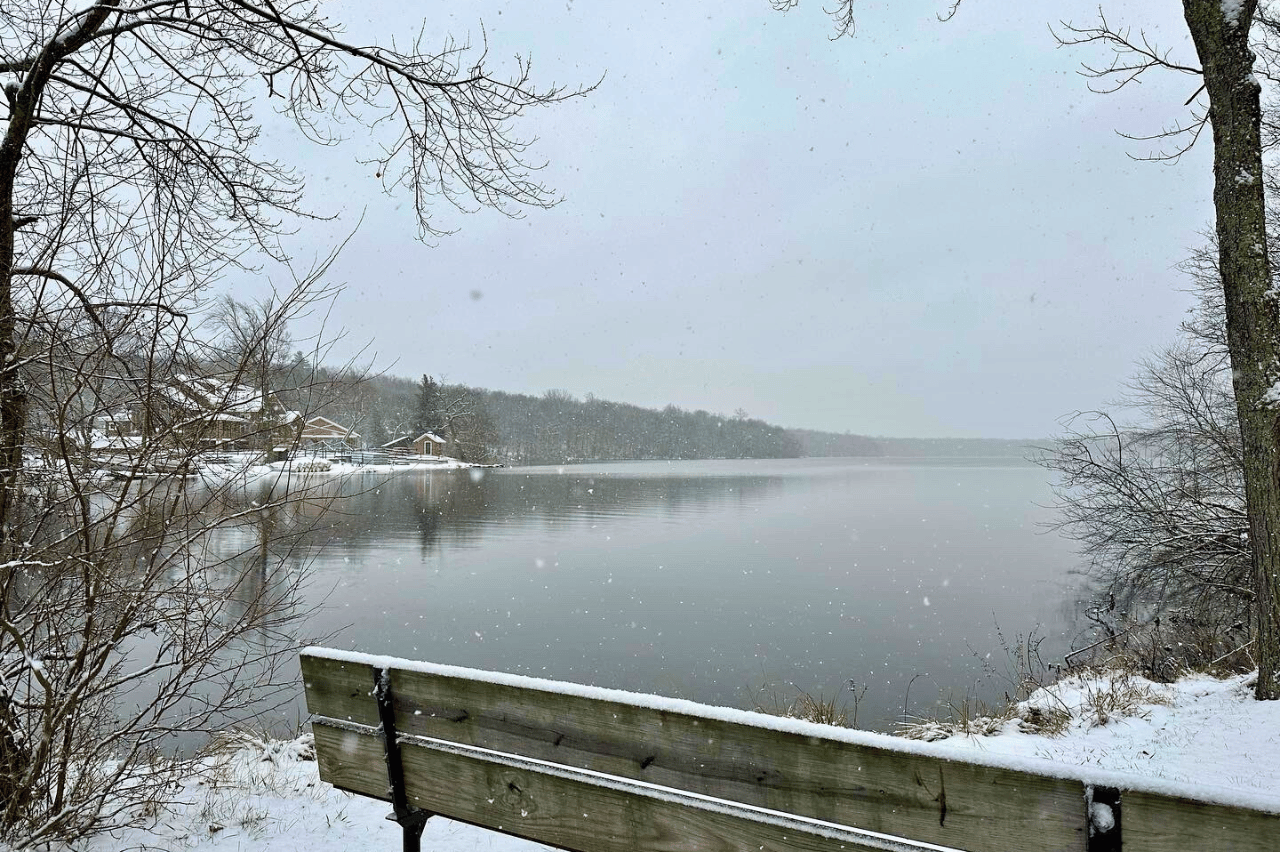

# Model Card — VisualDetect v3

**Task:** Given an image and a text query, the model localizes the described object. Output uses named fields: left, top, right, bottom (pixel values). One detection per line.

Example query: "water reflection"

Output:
left=94, top=473, right=351, bottom=751
left=247, top=459, right=1080, bottom=731
left=278, top=465, right=788, bottom=556
left=71, top=459, right=1079, bottom=741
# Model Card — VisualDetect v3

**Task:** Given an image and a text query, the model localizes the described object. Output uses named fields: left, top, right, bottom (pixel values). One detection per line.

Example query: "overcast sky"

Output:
left=247, top=0, right=1216, bottom=439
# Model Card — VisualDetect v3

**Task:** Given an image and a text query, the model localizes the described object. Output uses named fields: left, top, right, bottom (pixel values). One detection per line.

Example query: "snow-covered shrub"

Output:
left=897, top=712, right=1012, bottom=742
left=1015, top=668, right=1171, bottom=733
left=896, top=668, right=1172, bottom=742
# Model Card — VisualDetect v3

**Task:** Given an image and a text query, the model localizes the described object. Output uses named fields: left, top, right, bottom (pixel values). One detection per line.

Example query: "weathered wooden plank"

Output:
left=301, top=655, right=380, bottom=727
left=313, top=722, right=954, bottom=852
left=302, top=653, right=1085, bottom=852
left=313, top=722, right=391, bottom=802
left=1122, top=788, right=1280, bottom=852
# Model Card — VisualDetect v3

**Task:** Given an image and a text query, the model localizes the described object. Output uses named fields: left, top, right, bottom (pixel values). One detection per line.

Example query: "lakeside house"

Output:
left=299, top=416, right=361, bottom=451
left=56, top=374, right=304, bottom=453
left=381, top=431, right=448, bottom=457
left=152, top=375, right=301, bottom=451
left=381, top=435, right=412, bottom=456
left=414, top=431, right=447, bottom=457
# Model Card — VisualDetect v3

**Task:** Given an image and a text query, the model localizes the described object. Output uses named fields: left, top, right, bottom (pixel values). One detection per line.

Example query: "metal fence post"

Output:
left=1086, top=785, right=1122, bottom=852
left=374, top=667, right=432, bottom=852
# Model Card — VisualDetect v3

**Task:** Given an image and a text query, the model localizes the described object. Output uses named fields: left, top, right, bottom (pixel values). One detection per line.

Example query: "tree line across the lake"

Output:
left=300, top=369, right=1034, bottom=465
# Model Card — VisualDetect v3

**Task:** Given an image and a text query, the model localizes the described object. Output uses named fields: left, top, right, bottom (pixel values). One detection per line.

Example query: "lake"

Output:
left=265, top=457, right=1082, bottom=731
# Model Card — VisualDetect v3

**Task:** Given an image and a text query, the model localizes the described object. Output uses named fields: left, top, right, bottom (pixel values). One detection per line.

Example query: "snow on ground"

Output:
left=47, top=734, right=545, bottom=852
left=197, top=456, right=477, bottom=489
left=922, top=669, right=1280, bottom=797
left=274, top=457, right=475, bottom=476
left=17, top=669, right=1280, bottom=851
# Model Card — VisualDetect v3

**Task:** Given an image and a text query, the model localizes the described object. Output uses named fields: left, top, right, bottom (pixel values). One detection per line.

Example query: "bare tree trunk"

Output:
left=1183, top=0, right=1280, bottom=699
left=0, top=83, right=31, bottom=553
left=0, top=25, right=41, bottom=804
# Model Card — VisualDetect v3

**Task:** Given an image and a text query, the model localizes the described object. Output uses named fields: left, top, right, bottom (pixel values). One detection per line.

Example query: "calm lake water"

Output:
left=269, top=457, right=1082, bottom=731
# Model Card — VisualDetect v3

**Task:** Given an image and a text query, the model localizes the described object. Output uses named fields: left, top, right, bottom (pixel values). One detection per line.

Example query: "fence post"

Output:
left=373, top=667, right=432, bottom=852
left=1086, top=785, right=1121, bottom=852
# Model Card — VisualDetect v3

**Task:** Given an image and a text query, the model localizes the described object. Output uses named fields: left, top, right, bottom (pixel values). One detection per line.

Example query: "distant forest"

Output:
left=305, top=370, right=1034, bottom=465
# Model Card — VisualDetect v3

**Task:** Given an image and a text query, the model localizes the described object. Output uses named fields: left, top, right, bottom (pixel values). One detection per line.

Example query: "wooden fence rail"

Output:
left=301, top=648, right=1280, bottom=852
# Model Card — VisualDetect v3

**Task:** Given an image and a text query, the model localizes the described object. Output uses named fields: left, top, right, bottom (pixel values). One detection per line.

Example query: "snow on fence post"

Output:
left=1085, top=785, right=1121, bottom=852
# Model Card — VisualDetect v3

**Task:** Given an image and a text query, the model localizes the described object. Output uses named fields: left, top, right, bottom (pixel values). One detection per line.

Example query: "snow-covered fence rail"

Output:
left=301, top=648, right=1280, bottom=852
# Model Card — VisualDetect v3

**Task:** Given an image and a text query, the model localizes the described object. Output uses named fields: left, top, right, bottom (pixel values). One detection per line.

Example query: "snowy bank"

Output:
left=32, top=733, right=544, bottom=852
left=197, top=455, right=477, bottom=489
left=916, top=669, right=1280, bottom=803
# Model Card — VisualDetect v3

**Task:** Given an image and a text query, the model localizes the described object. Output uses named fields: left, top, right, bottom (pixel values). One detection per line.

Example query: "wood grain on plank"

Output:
left=1121, top=789, right=1280, bottom=852
left=315, top=721, right=951, bottom=852
left=303, top=653, right=1085, bottom=852
left=313, top=722, right=391, bottom=802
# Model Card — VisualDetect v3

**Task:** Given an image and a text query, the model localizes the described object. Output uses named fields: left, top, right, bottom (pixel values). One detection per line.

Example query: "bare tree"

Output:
left=1047, top=0, right=1279, bottom=697
left=0, top=260, right=344, bottom=844
left=0, top=0, right=589, bottom=540
left=0, top=0, right=587, bottom=840
left=437, top=383, right=498, bottom=463
left=781, top=0, right=1280, bottom=698
left=1045, top=273, right=1250, bottom=648
left=207, top=293, right=296, bottom=400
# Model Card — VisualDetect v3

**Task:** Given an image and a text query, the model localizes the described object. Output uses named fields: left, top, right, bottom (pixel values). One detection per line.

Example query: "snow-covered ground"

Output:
left=924, top=669, right=1280, bottom=798
left=43, top=734, right=543, bottom=852
left=16, top=669, right=1280, bottom=851
left=197, top=455, right=477, bottom=489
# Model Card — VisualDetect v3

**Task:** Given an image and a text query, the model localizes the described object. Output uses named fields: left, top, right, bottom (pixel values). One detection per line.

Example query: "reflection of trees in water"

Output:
left=96, top=474, right=345, bottom=732
left=261, top=470, right=788, bottom=560
left=0, top=468, right=350, bottom=837
left=11, top=479, right=307, bottom=638
left=492, top=471, right=787, bottom=523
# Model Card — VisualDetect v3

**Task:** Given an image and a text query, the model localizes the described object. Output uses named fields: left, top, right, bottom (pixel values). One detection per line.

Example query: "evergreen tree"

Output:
left=415, top=374, right=441, bottom=435
left=367, top=400, right=390, bottom=447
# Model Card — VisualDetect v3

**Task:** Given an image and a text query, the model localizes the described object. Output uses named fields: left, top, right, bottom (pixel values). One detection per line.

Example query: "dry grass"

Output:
left=787, top=690, right=849, bottom=727
left=896, top=666, right=1171, bottom=742
left=751, top=681, right=866, bottom=728
left=752, top=620, right=1178, bottom=744
left=1014, top=702, right=1072, bottom=736
left=895, top=691, right=1020, bottom=742
left=896, top=712, right=1011, bottom=742
left=183, top=732, right=320, bottom=844
left=1074, top=668, right=1171, bottom=728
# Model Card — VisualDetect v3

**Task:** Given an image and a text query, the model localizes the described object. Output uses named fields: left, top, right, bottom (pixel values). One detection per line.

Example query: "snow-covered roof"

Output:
left=303, top=415, right=359, bottom=438
left=89, top=433, right=145, bottom=450
left=168, top=374, right=272, bottom=415
left=414, top=431, right=446, bottom=444
left=306, top=415, right=342, bottom=430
